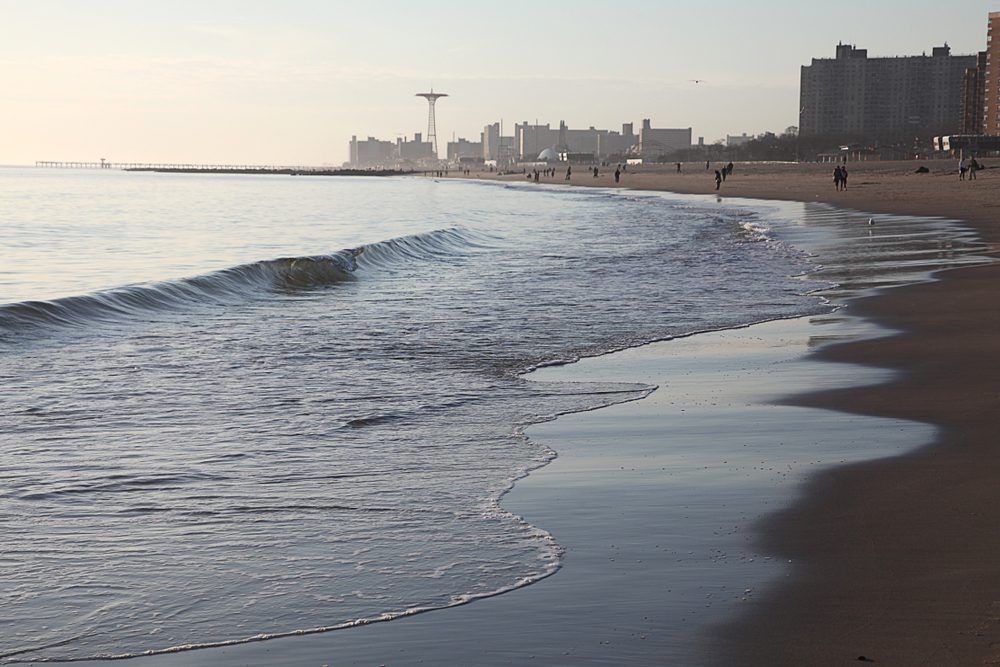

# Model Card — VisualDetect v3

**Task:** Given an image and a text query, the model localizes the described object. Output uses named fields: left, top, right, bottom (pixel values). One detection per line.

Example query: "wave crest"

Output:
left=0, top=227, right=489, bottom=337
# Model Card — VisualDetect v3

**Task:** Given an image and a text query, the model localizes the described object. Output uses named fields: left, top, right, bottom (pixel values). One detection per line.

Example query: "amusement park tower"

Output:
left=415, top=89, right=448, bottom=158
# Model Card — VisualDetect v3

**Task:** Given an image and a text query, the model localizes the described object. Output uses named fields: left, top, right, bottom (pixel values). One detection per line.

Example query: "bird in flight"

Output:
left=689, top=79, right=706, bottom=84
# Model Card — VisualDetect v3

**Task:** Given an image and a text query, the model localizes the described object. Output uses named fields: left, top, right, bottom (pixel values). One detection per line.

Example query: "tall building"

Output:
left=984, top=12, right=1000, bottom=134
left=961, top=50, right=988, bottom=134
left=799, top=43, right=976, bottom=142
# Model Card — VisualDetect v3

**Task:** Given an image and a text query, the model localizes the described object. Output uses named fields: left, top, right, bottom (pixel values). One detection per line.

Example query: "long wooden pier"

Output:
left=36, top=160, right=336, bottom=171
left=34, top=161, right=403, bottom=176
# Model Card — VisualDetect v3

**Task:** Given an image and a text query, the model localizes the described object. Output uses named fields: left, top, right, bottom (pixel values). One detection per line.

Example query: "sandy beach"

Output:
left=41, top=162, right=999, bottom=666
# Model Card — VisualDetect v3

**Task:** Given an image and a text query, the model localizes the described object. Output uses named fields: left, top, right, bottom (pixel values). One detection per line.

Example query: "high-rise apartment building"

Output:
left=984, top=12, right=1000, bottom=134
left=961, top=50, right=988, bottom=134
left=800, top=43, right=976, bottom=142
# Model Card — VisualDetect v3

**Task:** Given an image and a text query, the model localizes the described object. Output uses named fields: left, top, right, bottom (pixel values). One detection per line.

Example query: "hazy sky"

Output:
left=1, top=0, right=995, bottom=165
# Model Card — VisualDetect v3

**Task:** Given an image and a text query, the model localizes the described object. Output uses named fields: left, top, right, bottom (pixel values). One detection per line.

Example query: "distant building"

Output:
left=984, top=12, right=1000, bottom=134
left=347, top=133, right=435, bottom=168
left=482, top=123, right=516, bottom=164
left=726, top=133, right=753, bottom=147
left=799, top=43, right=975, bottom=142
left=637, top=119, right=692, bottom=159
left=514, top=121, right=636, bottom=160
left=483, top=123, right=501, bottom=161
left=349, top=135, right=395, bottom=168
left=396, top=133, right=435, bottom=162
left=446, top=138, right=483, bottom=162
left=515, top=122, right=561, bottom=160
left=961, top=50, right=988, bottom=134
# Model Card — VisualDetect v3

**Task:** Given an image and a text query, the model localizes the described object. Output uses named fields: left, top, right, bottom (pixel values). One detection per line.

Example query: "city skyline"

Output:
left=1, top=0, right=996, bottom=166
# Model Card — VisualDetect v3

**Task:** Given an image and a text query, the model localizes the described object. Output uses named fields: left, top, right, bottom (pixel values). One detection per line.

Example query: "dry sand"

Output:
left=464, top=160, right=1000, bottom=664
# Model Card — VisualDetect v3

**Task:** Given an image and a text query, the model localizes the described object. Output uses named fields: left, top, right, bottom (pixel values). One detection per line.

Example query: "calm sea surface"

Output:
left=0, top=168, right=984, bottom=661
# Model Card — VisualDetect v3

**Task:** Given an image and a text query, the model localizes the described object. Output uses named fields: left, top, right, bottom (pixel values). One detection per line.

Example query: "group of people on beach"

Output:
left=833, top=164, right=849, bottom=191
left=713, top=162, right=734, bottom=190
left=523, top=163, right=624, bottom=184
left=959, top=157, right=981, bottom=180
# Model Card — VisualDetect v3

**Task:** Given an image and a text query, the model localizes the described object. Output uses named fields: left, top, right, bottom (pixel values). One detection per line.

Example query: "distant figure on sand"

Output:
left=565, top=166, right=572, bottom=181
left=833, top=165, right=843, bottom=191
left=614, top=167, right=621, bottom=183
left=714, top=170, right=722, bottom=190
left=726, top=162, right=734, bottom=176
left=841, top=166, right=848, bottom=189
left=676, top=162, right=682, bottom=173
left=970, top=157, right=980, bottom=180
left=706, top=160, right=710, bottom=170
left=959, top=158, right=967, bottom=181
left=593, top=166, right=599, bottom=178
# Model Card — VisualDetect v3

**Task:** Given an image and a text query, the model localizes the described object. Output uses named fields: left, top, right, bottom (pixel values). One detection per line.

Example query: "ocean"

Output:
left=0, top=168, right=985, bottom=662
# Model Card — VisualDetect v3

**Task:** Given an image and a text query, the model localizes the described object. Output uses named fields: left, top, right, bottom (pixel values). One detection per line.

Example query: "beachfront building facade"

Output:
left=637, top=119, right=692, bottom=159
left=799, top=43, right=976, bottom=143
left=984, top=12, right=1000, bottom=134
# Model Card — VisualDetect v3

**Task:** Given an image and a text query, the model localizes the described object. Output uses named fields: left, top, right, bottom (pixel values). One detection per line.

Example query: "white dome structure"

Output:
left=537, top=147, right=560, bottom=162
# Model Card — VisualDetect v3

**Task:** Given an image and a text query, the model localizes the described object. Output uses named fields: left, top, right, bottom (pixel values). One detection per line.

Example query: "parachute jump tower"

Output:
left=416, top=89, right=448, bottom=159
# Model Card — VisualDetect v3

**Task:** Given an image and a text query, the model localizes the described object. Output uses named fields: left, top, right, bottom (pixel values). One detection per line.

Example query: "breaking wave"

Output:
left=0, top=227, right=492, bottom=336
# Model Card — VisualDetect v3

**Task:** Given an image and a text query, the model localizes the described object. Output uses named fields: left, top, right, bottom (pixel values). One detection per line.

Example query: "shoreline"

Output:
left=27, top=167, right=999, bottom=665
left=45, top=310, right=924, bottom=667
left=458, top=163, right=1000, bottom=664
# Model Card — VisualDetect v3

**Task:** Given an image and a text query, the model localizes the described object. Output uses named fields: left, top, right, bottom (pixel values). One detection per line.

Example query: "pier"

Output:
left=34, top=160, right=403, bottom=177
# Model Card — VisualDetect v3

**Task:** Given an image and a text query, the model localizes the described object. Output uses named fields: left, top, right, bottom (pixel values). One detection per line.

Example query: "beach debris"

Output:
left=915, top=165, right=930, bottom=174
left=856, top=656, right=875, bottom=662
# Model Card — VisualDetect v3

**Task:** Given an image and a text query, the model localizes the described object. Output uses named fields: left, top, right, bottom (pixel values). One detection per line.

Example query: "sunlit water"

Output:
left=0, top=169, right=986, bottom=662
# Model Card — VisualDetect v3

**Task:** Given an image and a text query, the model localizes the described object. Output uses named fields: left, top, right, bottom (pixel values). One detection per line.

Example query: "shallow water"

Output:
left=0, top=170, right=986, bottom=662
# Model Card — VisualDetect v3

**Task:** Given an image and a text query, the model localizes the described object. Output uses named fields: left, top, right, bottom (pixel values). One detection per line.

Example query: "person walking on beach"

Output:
left=841, top=165, right=848, bottom=190
left=833, top=165, right=843, bottom=191
left=720, top=165, right=726, bottom=183
left=726, top=162, right=734, bottom=176
left=714, top=169, right=722, bottom=190
left=676, top=162, right=682, bottom=173
left=614, top=166, right=621, bottom=183
left=565, top=165, right=571, bottom=181
left=959, top=158, right=967, bottom=181
left=970, top=157, right=980, bottom=180
left=593, top=166, right=599, bottom=178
